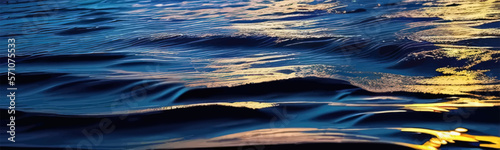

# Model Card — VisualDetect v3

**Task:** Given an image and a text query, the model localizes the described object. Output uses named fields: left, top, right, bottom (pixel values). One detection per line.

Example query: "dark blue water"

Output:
left=1, top=0, right=499, bottom=149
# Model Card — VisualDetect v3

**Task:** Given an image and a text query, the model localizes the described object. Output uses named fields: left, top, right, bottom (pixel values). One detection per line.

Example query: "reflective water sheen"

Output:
left=0, top=0, right=499, bottom=149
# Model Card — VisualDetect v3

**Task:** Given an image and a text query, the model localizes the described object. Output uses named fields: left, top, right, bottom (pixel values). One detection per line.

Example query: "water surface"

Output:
left=1, top=0, right=499, bottom=149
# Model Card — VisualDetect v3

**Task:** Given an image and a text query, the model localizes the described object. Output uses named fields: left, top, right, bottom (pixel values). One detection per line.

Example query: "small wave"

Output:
left=11, top=53, right=129, bottom=63
left=57, top=26, right=115, bottom=35
left=128, top=34, right=349, bottom=48
left=175, top=77, right=359, bottom=103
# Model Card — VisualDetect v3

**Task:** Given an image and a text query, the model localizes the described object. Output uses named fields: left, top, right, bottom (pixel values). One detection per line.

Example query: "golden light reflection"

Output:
left=411, top=45, right=500, bottom=69
left=128, top=101, right=278, bottom=114
left=224, top=20, right=336, bottom=39
left=323, top=97, right=500, bottom=113
left=150, top=127, right=500, bottom=150
left=221, top=0, right=340, bottom=39
left=404, top=44, right=500, bottom=95
left=392, top=0, right=500, bottom=42
left=381, top=0, right=500, bottom=96
left=230, top=0, right=337, bottom=21
left=393, top=0, right=500, bottom=20
left=188, top=53, right=311, bottom=87
left=144, top=0, right=341, bottom=39
left=399, top=127, right=500, bottom=149
left=340, top=42, right=500, bottom=96
left=204, top=53, right=297, bottom=71
left=402, top=97, right=500, bottom=112
left=187, top=53, right=499, bottom=96
left=188, top=65, right=306, bottom=87
left=151, top=0, right=338, bottom=22
left=122, top=97, right=500, bottom=115
left=151, top=128, right=398, bottom=149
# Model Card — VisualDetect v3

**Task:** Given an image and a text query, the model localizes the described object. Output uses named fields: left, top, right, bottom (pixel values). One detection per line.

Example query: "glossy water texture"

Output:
left=1, top=0, right=499, bottom=149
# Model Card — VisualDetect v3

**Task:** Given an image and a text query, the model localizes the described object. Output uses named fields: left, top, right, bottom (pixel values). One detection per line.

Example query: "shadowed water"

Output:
left=0, top=0, right=499, bottom=149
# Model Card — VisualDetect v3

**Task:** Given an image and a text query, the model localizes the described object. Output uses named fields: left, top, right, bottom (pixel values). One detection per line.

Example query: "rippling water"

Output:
left=1, top=0, right=499, bottom=149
